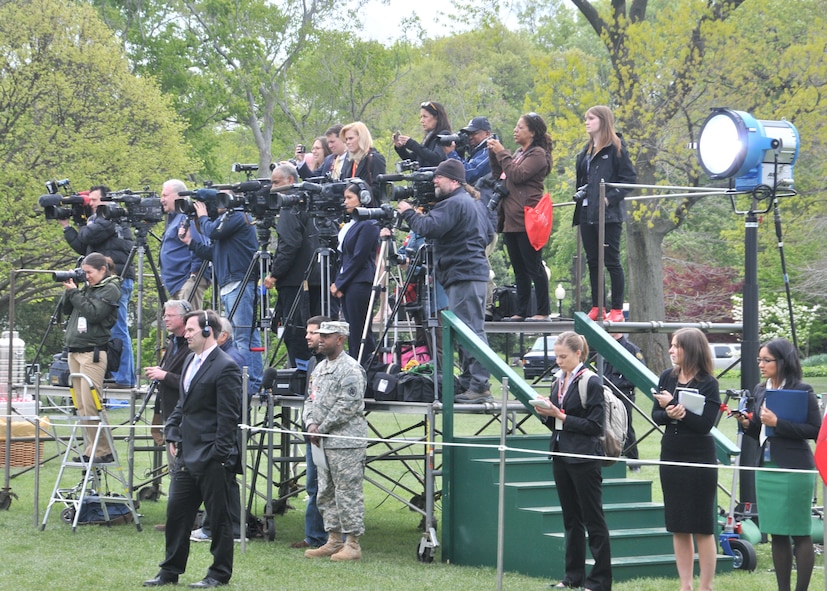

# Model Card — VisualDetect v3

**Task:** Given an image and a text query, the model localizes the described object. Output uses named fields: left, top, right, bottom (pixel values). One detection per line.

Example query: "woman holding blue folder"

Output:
left=739, top=338, right=821, bottom=591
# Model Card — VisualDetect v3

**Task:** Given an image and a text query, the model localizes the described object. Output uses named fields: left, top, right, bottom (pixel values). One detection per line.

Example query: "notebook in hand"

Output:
left=765, top=389, right=809, bottom=436
left=677, top=388, right=705, bottom=415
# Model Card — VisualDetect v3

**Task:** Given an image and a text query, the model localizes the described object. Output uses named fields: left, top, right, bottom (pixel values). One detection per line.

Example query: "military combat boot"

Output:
left=304, top=531, right=343, bottom=558
left=330, top=535, right=361, bottom=561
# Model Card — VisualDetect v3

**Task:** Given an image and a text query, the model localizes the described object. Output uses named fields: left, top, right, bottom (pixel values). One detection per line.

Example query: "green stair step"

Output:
left=504, top=478, right=652, bottom=508
left=545, top=527, right=672, bottom=557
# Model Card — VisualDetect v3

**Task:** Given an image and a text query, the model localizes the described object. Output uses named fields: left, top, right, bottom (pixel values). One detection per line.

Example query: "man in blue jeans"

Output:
left=289, top=314, right=331, bottom=549
left=60, top=184, right=135, bottom=387
left=181, top=197, right=263, bottom=395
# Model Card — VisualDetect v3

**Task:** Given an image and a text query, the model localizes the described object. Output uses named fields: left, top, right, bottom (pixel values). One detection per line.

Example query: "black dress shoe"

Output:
left=92, top=453, right=115, bottom=464
left=188, top=577, right=225, bottom=589
left=71, top=455, right=91, bottom=463
left=143, top=574, right=178, bottom=586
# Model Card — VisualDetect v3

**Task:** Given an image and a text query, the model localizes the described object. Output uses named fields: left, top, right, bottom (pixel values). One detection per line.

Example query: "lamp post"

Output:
left=554, top=283, right=566, bottom=318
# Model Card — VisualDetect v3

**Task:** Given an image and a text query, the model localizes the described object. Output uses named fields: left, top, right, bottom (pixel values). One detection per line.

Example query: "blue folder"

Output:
left=764, top=389, right=809, bottom=436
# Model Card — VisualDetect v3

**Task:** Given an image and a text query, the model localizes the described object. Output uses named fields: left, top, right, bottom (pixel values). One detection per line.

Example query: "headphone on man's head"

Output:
left=202, top=310, right=211, bottom=338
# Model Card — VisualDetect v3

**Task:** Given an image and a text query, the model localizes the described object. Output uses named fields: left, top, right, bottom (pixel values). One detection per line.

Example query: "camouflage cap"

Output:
left=315, top=320, right=350, bottom=336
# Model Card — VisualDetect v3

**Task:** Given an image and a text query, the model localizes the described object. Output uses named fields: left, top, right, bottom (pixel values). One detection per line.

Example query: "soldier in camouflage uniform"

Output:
left=302, top=321, right=367, bottom=561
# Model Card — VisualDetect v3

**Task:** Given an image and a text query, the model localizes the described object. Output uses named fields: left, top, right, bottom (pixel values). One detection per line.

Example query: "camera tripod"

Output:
left=366, top=235, right=442, bottom=388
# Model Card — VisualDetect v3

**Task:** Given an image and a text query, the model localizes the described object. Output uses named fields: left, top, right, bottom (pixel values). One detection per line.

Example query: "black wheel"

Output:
left=0, top=494, right=12, bottom=511
left=138, top=486, right=161, bottom=502
left=730, top=538, right=757, bottom=571
left=417, top=544, right=434, bottom=563
left=61, top=507, right=76, bottom=524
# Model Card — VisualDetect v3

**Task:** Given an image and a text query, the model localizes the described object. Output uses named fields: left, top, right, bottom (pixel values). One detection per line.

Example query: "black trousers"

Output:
left=580, top=221, right=624, bottom=310
left=503, top=231, right=550, bottom=316
left=159, top=461, right=236, bottom=583
left=552, top=458, right=612, bottom=591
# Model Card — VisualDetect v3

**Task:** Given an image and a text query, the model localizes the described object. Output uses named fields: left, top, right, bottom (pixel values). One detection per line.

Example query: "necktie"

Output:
left=185, top=354, right=202, bottom=391
left=332, top=155, right=343, bottom=178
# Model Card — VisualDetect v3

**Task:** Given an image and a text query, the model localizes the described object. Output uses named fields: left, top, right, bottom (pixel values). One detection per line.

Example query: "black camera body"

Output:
left=175, top=187, right=227, bottom=220
left=377, top=168, right=437, bottom=209
left=351, top=203, right=398, bottom=226
left=485, top=180, right=509, bottom=211
left=52, top=268, right=85, bottom=283
left=573, top=184, right=588, bottom=201
left=39, top=193, right=91, bottom=225
left=437, top=130, right=470, bottom=154
left=99, top=190, right=163, bottom=227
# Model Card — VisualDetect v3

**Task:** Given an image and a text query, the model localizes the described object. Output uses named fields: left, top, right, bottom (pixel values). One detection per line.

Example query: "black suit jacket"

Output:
left=165, top=346, right=243, bottom=474
left=339, top=148, right=386, bottom=205
left=543, top=369, right=605, bottom=463
left=744, top=380, right=821, bottom=470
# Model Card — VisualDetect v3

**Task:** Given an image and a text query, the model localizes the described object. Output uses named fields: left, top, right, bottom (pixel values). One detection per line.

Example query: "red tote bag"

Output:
left=524, top=193, right=553, bottom=250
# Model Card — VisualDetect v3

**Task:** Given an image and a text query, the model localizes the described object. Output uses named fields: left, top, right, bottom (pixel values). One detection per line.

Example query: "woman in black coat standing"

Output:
left=652, top=327, right=719, bottom=591
left=534, top=331, right=611, bottom=591
left=738, top=338, right=820, bottom=591
left=573, top=106, right=637, bottom=323
left=392, top=100, right=453, bottom=167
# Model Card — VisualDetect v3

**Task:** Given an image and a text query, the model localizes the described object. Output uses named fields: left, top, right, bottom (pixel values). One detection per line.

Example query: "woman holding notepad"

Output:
left=652, top=327, right=720, bottom=591
left=739, top=337, right=820, bottom=591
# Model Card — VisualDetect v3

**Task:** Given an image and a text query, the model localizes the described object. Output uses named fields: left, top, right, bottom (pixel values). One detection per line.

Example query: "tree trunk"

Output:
left=626, top=216, right=671, bottom=373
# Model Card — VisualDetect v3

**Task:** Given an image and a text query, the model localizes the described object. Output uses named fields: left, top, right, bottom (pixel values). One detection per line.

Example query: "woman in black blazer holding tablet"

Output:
left=739, top=337, right=820, bottom=591
left=652, top=327, right=720, bottom=591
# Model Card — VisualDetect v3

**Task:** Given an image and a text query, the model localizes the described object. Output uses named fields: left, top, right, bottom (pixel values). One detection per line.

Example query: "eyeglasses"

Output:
left=756, top=357, right=777, bottom=364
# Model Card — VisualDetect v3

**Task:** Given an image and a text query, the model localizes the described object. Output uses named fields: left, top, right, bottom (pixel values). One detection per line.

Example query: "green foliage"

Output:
left=0, top=0, right=195, bottom=322
left=731, top=293, right=821, bottom=349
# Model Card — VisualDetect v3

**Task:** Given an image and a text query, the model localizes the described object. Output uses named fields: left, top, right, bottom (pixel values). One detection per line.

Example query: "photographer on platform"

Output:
left=456, top=117, right=494, bottom=185
left=179, top=196, right=263, bottom=396
left=263, top=163, right=326, bottom=369
left=397, top=159, right=495, bottom=404
left=59, top=185, right=135, bottom=387
left=159, top=180, right=210, bottom=309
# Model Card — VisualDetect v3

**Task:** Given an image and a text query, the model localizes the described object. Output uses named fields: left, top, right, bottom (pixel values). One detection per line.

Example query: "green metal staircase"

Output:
left=439, top=311, right=736, bottom=581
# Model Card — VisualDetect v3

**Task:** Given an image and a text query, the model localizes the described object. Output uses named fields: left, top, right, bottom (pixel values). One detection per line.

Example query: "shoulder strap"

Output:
left=577, top=368, right=595, bottom=408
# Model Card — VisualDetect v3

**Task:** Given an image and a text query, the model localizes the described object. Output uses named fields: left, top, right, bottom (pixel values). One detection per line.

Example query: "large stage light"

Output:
left=697, top=108, right=799, bottom=191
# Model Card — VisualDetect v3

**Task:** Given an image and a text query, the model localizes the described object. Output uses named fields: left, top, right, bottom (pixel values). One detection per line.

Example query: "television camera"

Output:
left=38, top=178, right=91, bottom=225
left=97, top=189, right=164, bottom=228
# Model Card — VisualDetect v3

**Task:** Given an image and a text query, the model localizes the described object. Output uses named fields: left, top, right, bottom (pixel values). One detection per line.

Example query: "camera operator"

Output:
left=262, top=163, right=327, bottom=369
left=59, top=185, right=135, bottom=387
left=456, top=116, right=499, bottom=316
left=331, top=182, right=380, bottom=365
left=159, top=179, right=210, bottom=310
left=456, top=117, right=494, bottom=185
left=397, top=159, right=495, bottom=404
left=179, top=196, right=263, bottom=396
left=61, top=252, right=120, bottom=462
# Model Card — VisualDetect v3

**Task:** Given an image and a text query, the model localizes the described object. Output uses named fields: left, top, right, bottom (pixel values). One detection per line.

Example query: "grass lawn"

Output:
left=1, top=383, right=825, bottom=591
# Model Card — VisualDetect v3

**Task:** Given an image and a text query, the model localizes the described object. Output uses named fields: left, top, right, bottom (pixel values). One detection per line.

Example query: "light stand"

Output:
left=697, top=107, right=800, bottom=510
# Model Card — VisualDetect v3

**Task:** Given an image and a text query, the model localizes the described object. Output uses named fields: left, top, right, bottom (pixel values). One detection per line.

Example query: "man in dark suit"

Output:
left=143, top=310, right=242, bottom=589
left=297, top=124, right=345, bottom=179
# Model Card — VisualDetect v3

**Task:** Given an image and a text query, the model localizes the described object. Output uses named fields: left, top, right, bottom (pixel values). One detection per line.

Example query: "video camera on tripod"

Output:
left=97, top=189, right=164, bottom=228
left=38, top=179, right=92, bottom=225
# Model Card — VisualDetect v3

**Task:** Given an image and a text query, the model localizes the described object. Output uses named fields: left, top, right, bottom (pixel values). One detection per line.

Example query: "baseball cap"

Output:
left=461, top=116, right=491, bottom=133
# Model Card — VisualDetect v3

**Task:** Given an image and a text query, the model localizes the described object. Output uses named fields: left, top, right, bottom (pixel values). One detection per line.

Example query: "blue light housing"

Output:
left=697, top=108, right=799, bottom=191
